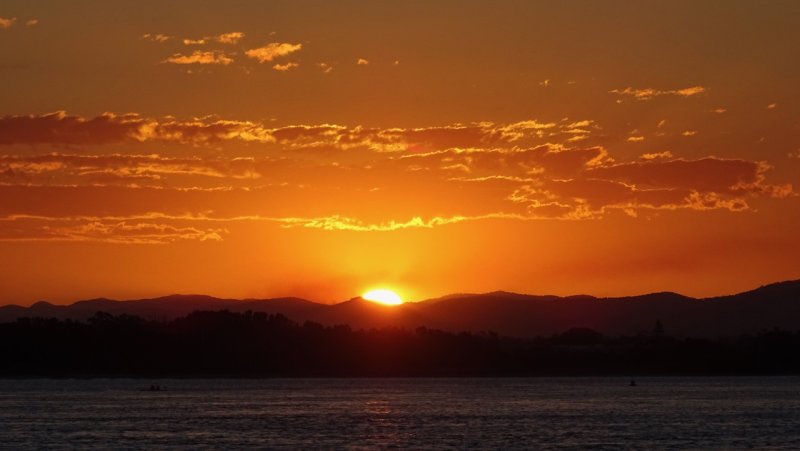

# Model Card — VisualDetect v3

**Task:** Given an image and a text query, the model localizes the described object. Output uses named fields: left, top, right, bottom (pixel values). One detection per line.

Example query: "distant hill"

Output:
left=2, top=280, right=800, bottom=337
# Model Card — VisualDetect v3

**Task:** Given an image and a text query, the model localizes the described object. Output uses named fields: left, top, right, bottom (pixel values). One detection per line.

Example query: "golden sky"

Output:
left=1, top=1, right=799, bottom=305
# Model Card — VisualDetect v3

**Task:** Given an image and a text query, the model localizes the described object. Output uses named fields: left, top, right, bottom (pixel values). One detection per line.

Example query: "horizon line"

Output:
left=3, top=278, right=798, bottom=308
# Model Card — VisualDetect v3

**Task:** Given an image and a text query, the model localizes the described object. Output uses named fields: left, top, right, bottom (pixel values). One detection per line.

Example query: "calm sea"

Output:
left=1, top=377, right=799, bottom=449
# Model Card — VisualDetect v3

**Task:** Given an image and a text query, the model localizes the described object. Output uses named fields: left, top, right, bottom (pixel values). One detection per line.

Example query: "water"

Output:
left=1, top=377, right=799, bottom=449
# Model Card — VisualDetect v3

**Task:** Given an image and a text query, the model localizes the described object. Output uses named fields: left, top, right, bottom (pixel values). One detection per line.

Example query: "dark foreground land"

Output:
left=2, top=310, right=800, bottom=377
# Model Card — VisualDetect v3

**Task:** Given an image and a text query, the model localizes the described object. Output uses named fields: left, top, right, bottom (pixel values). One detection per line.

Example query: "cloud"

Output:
left=767, top=103, right=777, bottom=110
left=520, top=178, right=696, bottom=215
left=398, top=145, right=610, bottom=177
left=674, top=86, right=706, bottom=96
left=25, top=19, right=37, bottom=27
left=357, top=58, right=369, bottom=65
left=0, top=214, right=226, bottom=244
left=640, top=151, right=673, bottom=160
left=0, top=112, right=146, bottom=145
left=681, top=130, right=697, bottom=137
left=273, top=62, right=299, bottom=71
left=0, top=112, right=274, bottom=145
left=164, top=51, right=233, bottom=65
left=0, top=153, right=264, bottom=184
left=275, top=213, right=531, bottom=231
left=317, top=62, right=333, bottom=73
left=215, top=32, right=244, bottom=44
left=428, top=150, right=792, bottom=219
left=627, top=136, right=645, bottom=142
left=0, top=211, right=541, bottom=241
left=710, top=108, right=727, bottom=114
left=142, top=33, right=171, bottom=42
left=0, top=112, right=600, bottom=152
left=0, top=17, right=16, bottom=29
left=2, top=111, right=791, bottom=210
left=183, top=32, right=245, bottom=45
left=53, top=221, right=225, bottom=244
left=610, top=86, right=707, bottom=100
left=506, top=176, right=754, bottom=220
left=0, top=153, right=789, bottom=239
left=0, top=112, right=793, bottom=224
left=587, top=158, right=792, bottom=198
left=245, top=42, right=302, bottom=63
left=333, top=119, right=566, bottom=152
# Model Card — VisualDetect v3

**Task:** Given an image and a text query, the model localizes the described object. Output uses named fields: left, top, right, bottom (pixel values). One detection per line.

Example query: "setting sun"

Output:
left=362, top=289, right=403, bottom=306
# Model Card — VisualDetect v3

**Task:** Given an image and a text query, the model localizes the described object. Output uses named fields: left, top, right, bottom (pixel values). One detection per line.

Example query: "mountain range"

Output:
left=2, top=280, right=800, bottom=337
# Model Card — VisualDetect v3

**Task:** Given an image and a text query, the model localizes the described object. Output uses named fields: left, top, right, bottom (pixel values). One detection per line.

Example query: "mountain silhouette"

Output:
left=2, top=280, right=799, bottom=337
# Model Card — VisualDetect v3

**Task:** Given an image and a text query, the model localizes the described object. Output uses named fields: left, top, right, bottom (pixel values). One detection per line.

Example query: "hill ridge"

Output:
left=2, top=279, right=798, bottom=337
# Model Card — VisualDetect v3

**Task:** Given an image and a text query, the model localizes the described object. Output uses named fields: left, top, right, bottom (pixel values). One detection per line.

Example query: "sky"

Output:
left=0, top=0, right=799, bottom=305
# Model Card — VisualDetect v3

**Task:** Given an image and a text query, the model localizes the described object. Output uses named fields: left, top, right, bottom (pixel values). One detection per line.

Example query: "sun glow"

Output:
left=362, top=289, right=403, bottom=306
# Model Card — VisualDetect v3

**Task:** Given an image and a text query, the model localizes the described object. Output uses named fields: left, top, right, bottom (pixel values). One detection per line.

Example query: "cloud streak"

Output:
left=0, top=153, right=264, bottom=183
left=0, top=17, right=16, bottom=29
left=0, top=111, right=793, bottom=236
left=0, top=211, right=533, bottom=242
left=163, top=51, right=234, bottom=65
left=610, top=86, right=706, bottom=100
left=142, top=33, right=171, bottom=42
left=245, top=42, right=302, bottom=63
left=183, top=32, right=245, bottom=45
left=0, top=112, right=273, bottom=145
left=273, top=62, right=299, bottom=71
left=0, top=112, right=586, bottom=149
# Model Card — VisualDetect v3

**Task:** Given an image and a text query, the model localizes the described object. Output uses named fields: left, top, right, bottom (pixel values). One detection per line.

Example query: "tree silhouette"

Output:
left=1, top=310, right=799, bottom=377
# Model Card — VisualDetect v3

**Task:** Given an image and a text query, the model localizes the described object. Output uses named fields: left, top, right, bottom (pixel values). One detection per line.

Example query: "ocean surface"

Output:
left=1, top=377, right=799, bottom=449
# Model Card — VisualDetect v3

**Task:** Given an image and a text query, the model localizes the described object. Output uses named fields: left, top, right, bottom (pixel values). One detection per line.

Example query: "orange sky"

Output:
left=1, top=1, right=799, bottom=305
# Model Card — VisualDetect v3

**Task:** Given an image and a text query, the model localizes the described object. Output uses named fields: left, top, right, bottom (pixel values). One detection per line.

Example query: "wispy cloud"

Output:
left=0, top=112, right=271, bottom=145
left=142, top=33, right=171, bottom=42
left=0, top=16, right=16, bottom=29
left=0, top=214, right=226, bottom=244
left=273, top=62, right=299, bottom=71
left=357, top=58, right=369, bottom=65
left=640, top=151, right=673, bottom=160
left=276, top=213, right=529, bottom=231
left=587, top=158, right=792, bottom=199
left=0, top=112, right=590, bottom=150
left=0, top=112, right=793, bottom=227
left=215, top=32, right=244, bottom=44
left=610, top=86, right=707, bottom=100
left=0, top=153, right=264, bottom=183
left=163, top=51, right=234, bottom=65
left=245, top=42, right=302, bottom=63
left=183, top=32, right=245, bottom=45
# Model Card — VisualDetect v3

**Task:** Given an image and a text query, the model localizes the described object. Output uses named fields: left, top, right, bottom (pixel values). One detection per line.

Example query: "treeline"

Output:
left=1, top=310, right=800, bottom=377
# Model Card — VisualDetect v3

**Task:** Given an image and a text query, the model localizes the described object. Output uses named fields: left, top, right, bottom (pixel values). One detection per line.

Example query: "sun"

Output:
left=362, top=289, right=404, bottom=306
